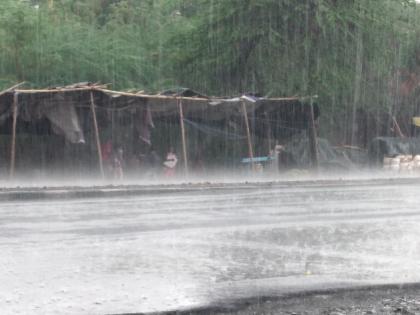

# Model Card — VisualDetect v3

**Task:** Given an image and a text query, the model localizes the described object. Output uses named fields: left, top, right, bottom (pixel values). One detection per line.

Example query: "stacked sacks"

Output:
left=383, top=155, right=420, bottom=172
left=413, top=155, right=420, bottom=169
left=383, top=156, right=400, bottom=171
left=399, top=155, right=413, bottom=171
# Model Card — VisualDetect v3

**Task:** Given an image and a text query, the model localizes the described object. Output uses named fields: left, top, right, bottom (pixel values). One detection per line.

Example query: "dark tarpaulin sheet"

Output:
left=44, top=103, right=85, bottom=144
left=368, top=137, right=420, bottom=164
left=18, top=93, right=85, bottom=143
left=136, top=104, right=155, bottom=145
left=281, top=133, right=355, bottom=169
left=0, top=87, right=319, bottom=145
left=98, top=90, right=319, bottom=123
left=183, top=118, right=247, bottom=140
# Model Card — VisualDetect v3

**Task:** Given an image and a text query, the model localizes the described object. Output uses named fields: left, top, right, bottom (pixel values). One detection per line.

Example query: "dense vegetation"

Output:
left=1, top=0, right=420, bottom=142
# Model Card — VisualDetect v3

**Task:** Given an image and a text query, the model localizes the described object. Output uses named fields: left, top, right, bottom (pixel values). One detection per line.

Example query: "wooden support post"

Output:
left=242, top=101, right=255, bottom=171
left=307, top=98, right=319, bottom=169
left=9, top=92, right=18, bottom=179
left=264, top=111, right=272, bottom=153
left=90, top=91, right=105, bottom=179
left=178, top=98, right=189, bottom=178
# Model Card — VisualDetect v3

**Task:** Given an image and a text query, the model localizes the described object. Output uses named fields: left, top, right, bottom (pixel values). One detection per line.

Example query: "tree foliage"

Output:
left=1, top=0, right=420, bottom=141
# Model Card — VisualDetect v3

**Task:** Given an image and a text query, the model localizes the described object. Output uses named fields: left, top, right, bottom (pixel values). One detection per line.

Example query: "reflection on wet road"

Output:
left=1, top=179, right=420, bottom=314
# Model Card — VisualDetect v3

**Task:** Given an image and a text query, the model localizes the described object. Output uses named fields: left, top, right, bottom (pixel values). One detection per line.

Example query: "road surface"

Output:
left=1, top=178, right=420, bottom=314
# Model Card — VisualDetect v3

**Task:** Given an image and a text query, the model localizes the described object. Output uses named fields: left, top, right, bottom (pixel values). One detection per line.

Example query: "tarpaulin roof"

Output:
left=0, top=83, right=318, bottom=117
left=0, top=83, right=319, bottom=142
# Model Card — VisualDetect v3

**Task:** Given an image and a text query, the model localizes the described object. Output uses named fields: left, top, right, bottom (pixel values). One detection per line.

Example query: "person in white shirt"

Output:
left=163, top=147, right=178, bottom=177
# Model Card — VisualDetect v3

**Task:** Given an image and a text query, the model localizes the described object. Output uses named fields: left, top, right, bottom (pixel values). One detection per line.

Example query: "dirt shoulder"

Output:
left=140, top=284, right=420, bottom=315
left=220, top=285, right=420, bottom=315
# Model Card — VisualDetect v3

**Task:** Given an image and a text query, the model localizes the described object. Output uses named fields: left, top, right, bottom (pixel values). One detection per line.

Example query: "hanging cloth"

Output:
left=138, top=104, right=155, bottom=145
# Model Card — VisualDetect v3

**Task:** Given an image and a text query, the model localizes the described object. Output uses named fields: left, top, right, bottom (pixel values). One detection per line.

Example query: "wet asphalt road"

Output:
left=1, top=178, right=420, bottom=314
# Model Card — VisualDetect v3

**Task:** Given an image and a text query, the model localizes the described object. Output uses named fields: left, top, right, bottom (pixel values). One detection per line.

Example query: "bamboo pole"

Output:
left=15, top=87, right=93, bottom=94
left=13, top=86, right=316, bottom=106
left=264, top=111, right=272, bottom=153
left=90, top=92, right=105, bottom=179
left=178, top=98, right=189, bottom=177
left=9, top=92, right=18, bottom=179
left=392, top=116, right=406, bottom=138
left=95, top=87, right=210, bottom=102
left=307, top=98, right=319, bottom=169
left=242, top=101, right=255, bottom=171
left=96, top=88, right=314, bottom=103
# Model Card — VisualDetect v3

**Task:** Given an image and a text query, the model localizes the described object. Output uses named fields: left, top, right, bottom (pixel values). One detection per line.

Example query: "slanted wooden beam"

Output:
left=392, top=116, right=406, bottom=138
left=90, top=92, right=105, bottom=179
left=9, top=92, right=19, bottom=179
left=0, top=82, right=25, bottom=98
left=178, top=98, right=189, bottom=177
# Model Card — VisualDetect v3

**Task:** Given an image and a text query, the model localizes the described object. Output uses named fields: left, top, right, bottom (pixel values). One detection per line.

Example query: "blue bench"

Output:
left=241, top=156, right=275, bottom=163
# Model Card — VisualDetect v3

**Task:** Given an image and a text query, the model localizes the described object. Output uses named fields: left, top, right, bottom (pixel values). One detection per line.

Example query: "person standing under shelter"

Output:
left=113, top=147, right=124, bottom=180
left=163, top=147, right=178, bottom=177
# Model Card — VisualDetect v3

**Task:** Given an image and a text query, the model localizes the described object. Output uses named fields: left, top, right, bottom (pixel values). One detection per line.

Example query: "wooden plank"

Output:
left=9, top=93, right=18, bottom=179
left=178, top=98, right=189, bottom=177
left=90, top=92, right=105, bottom=179
left=242, top=101, right=255, bottom=171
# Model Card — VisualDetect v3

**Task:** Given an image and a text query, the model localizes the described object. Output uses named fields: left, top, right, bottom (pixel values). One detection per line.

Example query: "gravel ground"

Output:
left=160, top=285, right=420, bottom=315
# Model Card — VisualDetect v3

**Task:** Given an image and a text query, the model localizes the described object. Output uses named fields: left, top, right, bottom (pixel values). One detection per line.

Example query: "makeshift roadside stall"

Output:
left=0, top=83, right=320, bottom=179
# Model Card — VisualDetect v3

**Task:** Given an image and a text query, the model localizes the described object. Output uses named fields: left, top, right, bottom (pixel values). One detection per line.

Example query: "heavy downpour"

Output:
left=2, top=1, right=420, bottom=314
